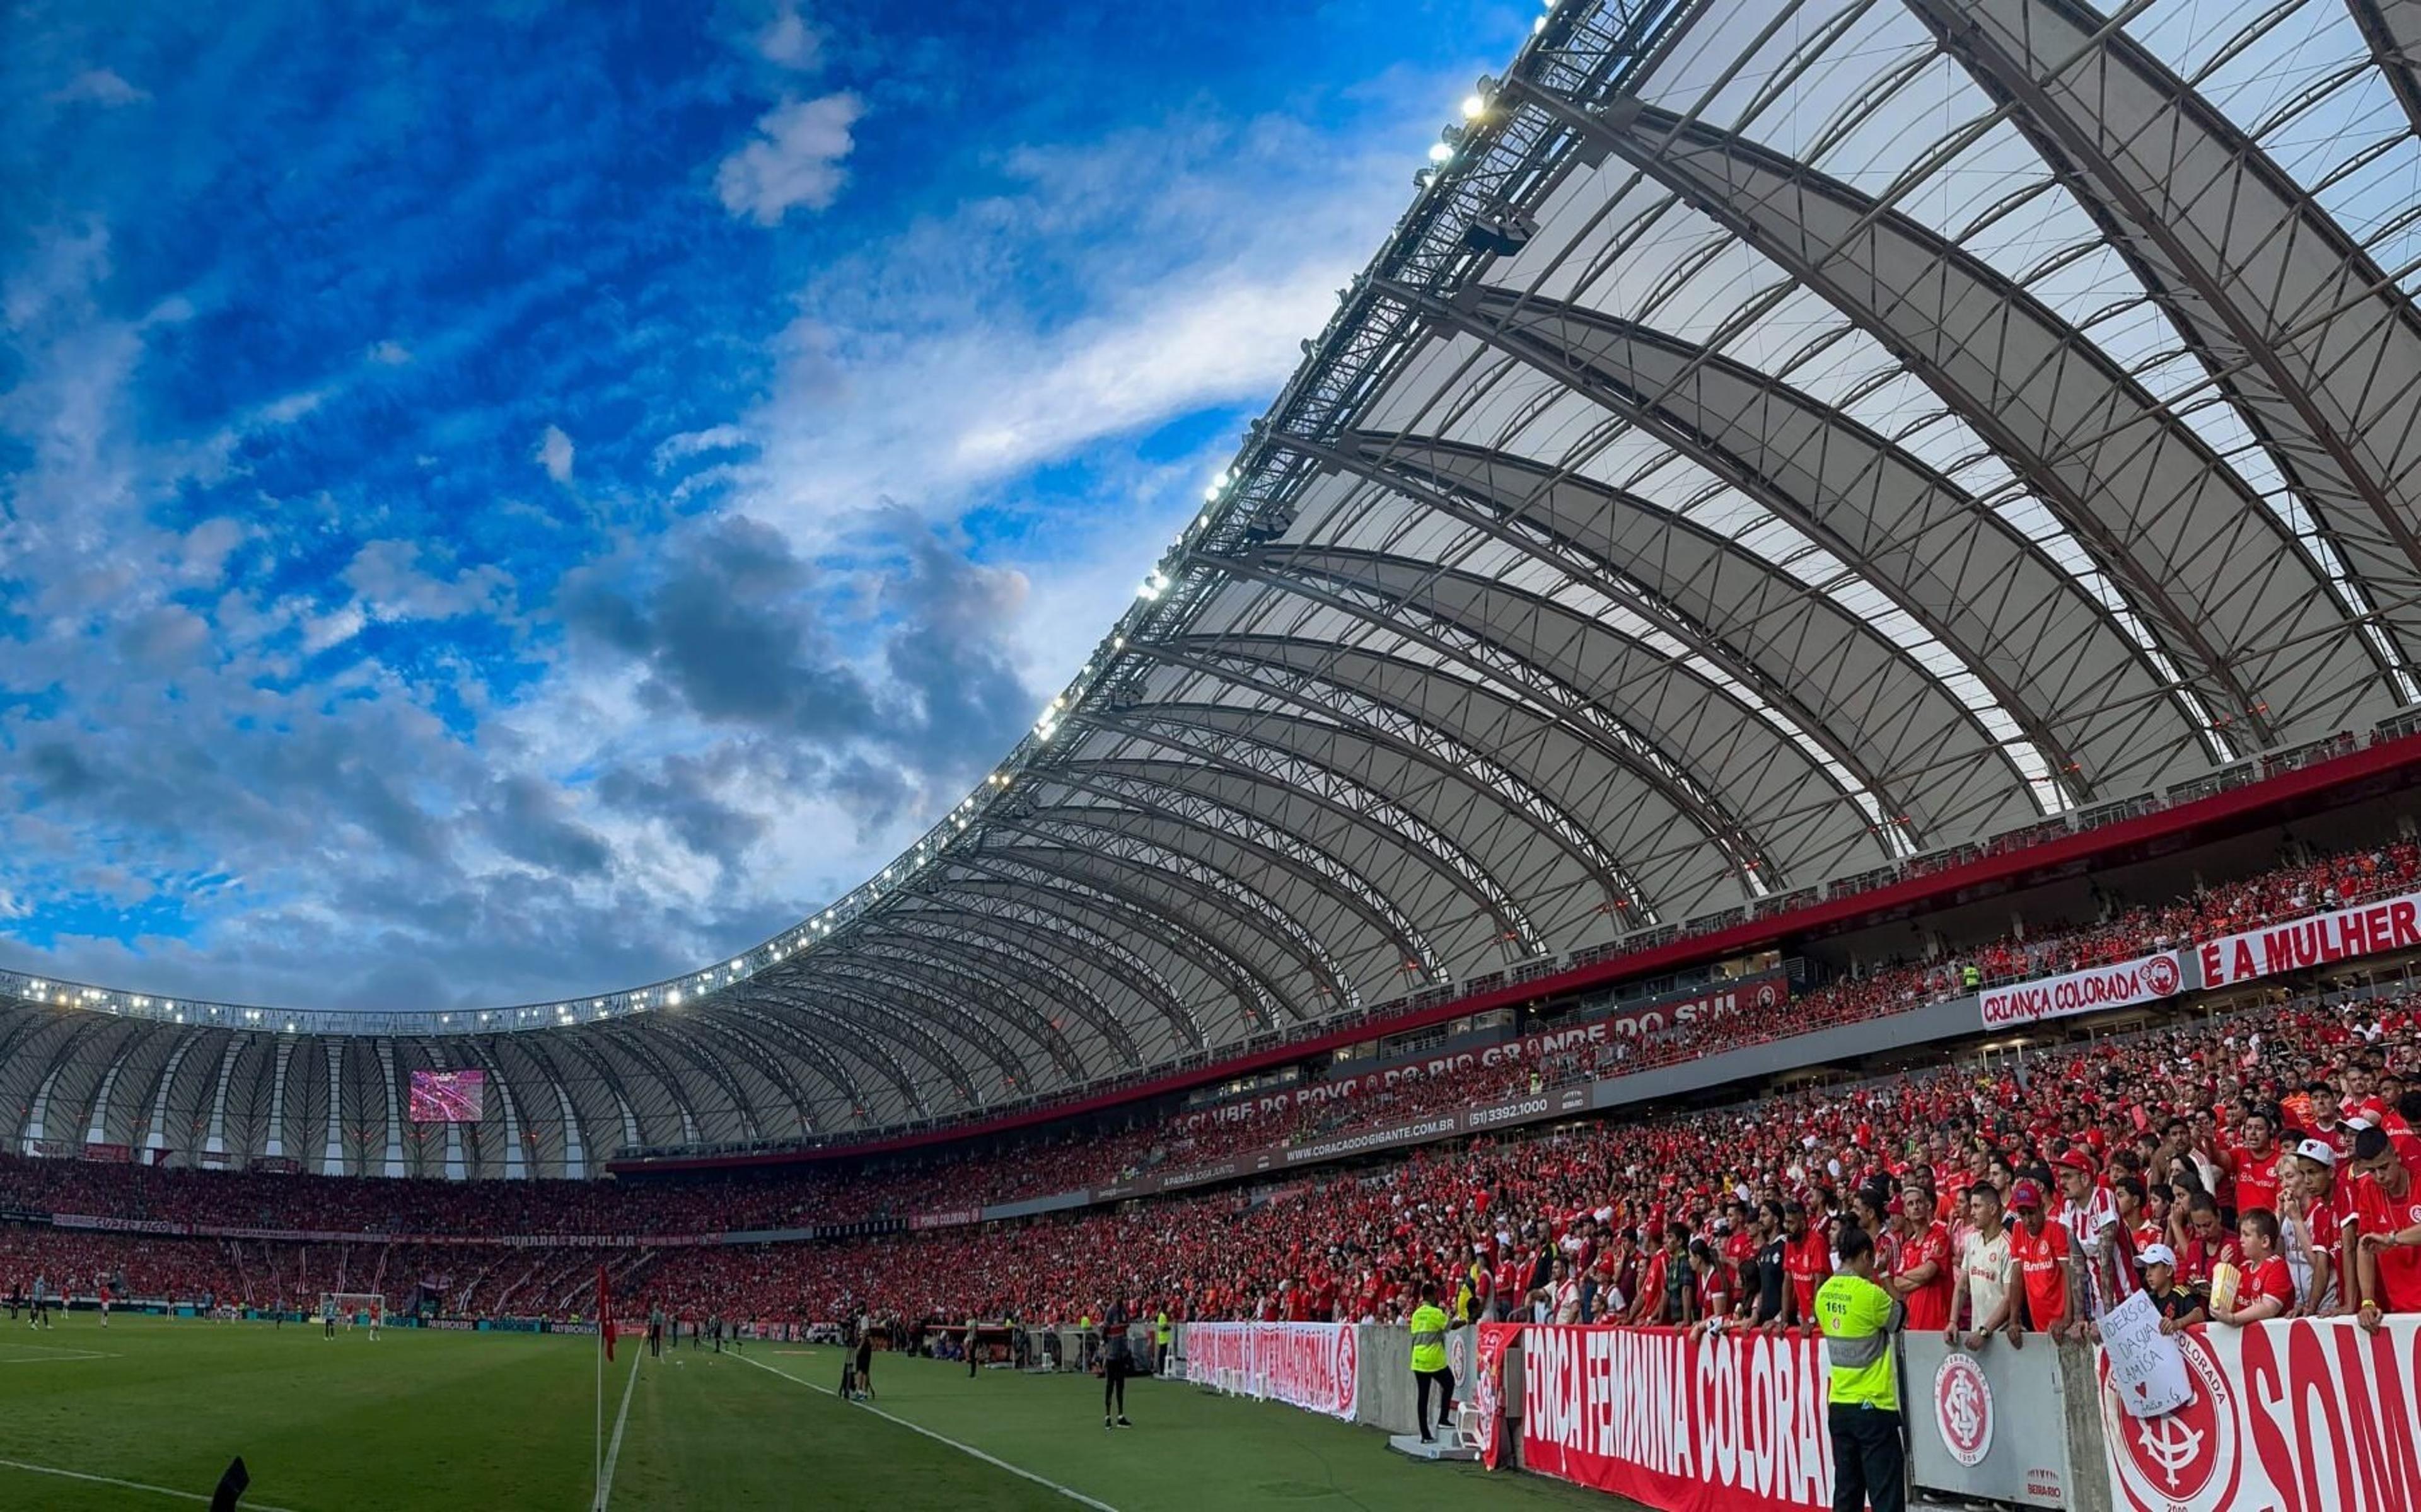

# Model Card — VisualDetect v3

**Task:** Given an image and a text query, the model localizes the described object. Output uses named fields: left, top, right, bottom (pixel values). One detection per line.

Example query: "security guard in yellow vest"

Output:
left=1815, top=1225, right=1906, bottom=1512
left=1154, top=1309, right=1172, bottom=1376
left=1408, top=1281, right=1460, bottom=1445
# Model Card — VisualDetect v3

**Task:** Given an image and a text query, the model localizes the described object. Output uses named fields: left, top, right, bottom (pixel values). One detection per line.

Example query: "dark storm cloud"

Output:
left=560, top=509, right=1038, bottom=783
left=593, top=747, right=772, bottom=860
left=560, top=513, right=884, bottom=739
left=489, top=774, right=613, bottom=877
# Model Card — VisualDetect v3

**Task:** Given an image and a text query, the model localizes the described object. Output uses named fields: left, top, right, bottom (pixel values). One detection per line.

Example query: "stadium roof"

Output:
left=10, top=0, right=2421, bottom=1175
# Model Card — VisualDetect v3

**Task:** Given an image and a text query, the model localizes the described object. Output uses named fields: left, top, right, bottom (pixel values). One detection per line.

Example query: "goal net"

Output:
left=319, top=1292, right=384, bottom=1326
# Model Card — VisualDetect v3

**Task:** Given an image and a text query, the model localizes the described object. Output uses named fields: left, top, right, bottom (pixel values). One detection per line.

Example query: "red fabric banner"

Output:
left=2097, top=1313, right=2421, bottom=1511
left=1518, top=1324, right=1835, bottom=1512
left=1475, top=1323, right=1519, bottom=1469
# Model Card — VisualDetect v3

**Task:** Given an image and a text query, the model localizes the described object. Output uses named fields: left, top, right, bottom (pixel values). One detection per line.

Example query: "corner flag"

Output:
left=597, top=1266, right=613, bottom=1362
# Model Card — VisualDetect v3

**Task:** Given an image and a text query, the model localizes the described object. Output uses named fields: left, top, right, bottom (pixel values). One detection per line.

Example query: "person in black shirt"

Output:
left=2138, top=1245, right=2206, bottom=1333
left=1101, top=1300, right=1135, bottom=1429
left=1751, top=1201, right=1790, bottom=1325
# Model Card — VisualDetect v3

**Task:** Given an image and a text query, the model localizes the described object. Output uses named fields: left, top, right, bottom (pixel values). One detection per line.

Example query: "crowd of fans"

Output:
left=13, top=987, right=2421, bottom=1337
left=617, top=985, right=2421, bottom=1333
left=6, top=838, right=2421, bottom=1330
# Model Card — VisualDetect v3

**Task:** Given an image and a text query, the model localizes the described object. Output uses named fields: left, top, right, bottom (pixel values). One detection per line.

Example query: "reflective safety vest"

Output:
left=1156, top=1312, right=1171, bottom=1345
left=1409, top=1303, right=1451, bottom=1373
left=1814, top=1273, right=1901, bottom=1411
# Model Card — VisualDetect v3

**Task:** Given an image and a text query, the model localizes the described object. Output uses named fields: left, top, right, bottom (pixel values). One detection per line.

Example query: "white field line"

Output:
left=0, top=1346, right=117, bottom=1363
left=591, top=1346, right=641, bottom=1511
left=731, top=1350, right=1119, bottom=1512
left=0, top=1455, right=302, bottom=1512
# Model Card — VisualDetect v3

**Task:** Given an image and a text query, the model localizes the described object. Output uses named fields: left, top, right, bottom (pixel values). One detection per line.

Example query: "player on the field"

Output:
left=31, top=1274, right=50, bottom=1330
left=966, top=1317, right=980, bottom=1378
left=1101, top=1299, right=1134, bottom=1429
left=96, top=1281, right=109, bottom=1329
left=323, top=1296, right=337, bottom=1339
left=646, top=1303, right=663, bottom=1358
left=368, top=1299, right=381, bottom=1341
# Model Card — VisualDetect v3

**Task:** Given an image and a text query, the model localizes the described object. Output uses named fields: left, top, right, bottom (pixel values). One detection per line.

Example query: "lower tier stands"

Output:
left=6, top=837, right=2415, bottom=1246
left=10, top=982, right=2418, bottom=1339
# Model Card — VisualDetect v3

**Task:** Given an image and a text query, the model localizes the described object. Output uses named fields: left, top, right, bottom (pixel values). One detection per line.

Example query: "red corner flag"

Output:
left=596, top=1266, right=614, bottom=1362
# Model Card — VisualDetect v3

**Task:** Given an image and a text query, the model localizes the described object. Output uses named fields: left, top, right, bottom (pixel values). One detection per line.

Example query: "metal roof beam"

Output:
left=1018, top=773, right=1443, bottom=981
left=1909, top=0, right=2421, bottom=679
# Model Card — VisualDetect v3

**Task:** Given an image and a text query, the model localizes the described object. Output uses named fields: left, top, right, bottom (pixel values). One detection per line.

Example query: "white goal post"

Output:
left=319, top=1292, right=384, bottom=1325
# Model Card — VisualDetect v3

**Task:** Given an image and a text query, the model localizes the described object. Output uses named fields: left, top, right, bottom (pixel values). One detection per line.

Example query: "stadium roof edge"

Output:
left=604, top=726, right=2421, bottom=1174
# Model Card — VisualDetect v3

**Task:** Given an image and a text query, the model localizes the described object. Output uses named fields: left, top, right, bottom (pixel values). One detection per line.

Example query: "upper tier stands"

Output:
left=8, top=834, right=2421, bottom=1330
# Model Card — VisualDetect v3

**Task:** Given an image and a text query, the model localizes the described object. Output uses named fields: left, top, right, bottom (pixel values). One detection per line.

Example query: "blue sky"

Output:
left=0, top=0, right=1530, bottom=1011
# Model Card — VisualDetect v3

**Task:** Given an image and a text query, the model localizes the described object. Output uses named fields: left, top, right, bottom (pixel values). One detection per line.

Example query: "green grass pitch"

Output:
left=0, top=1316, right=1639, bottom=1509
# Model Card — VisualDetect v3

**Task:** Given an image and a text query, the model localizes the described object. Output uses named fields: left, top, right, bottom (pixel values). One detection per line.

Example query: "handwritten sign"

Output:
left=2098, top=1289, right=2192, bottom=1419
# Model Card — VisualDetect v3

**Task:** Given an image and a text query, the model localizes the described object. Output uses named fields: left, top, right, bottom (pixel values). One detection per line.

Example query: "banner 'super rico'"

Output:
left=2098, top=1313, right=2421, bottom=1511
left=1185, top=1322, right=1359, bottom=1421
left=1978, top=952, right=2183, bottom=1029
left=1519, top=1324, right=1834, bottom=1512
left=2197, top=889, right=2421, bottom=990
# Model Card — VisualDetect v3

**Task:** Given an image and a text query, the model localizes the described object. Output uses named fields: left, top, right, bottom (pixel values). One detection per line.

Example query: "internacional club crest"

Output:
left=2142, top=954, right=2182, bottom=998
left=2099, top=1331, right=2239, bottom=1511
left=1334, top=1320, right=1357, bottom=1410
left=1933, top=1353, right=1994, bottom=1468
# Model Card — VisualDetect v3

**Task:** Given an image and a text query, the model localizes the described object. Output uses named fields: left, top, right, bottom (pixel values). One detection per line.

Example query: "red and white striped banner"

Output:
left=1184, top=1322, right=1359, bottom=1420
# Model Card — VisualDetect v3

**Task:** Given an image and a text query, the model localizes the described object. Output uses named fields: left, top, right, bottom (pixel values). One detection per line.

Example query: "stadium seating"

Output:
left=6, top=838, right=2420, bottom=1330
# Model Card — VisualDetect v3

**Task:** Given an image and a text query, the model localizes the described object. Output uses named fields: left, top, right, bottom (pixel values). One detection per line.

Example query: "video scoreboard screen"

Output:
left=407, top=1068, right=486, bottom=1123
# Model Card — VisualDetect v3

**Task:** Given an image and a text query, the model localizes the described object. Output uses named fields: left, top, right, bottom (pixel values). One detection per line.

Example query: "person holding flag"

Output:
left=593, top=1264, right=618, bottom=1512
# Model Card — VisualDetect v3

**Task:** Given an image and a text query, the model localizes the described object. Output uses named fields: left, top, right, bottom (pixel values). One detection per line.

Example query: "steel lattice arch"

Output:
left=9, top=0, right=2421, bottom=1176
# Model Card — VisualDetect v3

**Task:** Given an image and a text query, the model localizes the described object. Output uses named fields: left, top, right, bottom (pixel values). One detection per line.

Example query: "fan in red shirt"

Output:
left=1722, top=1201, right=1757, bottom=1281
left=2350, top=1126, right=2421, bottom=1324
left=2005, top=1181, right=2071, bottom=1337
left=1888, top=1177, right=1954, bottom=1332
left=2217, top=1111, right=2284, bottom=1220
left=2294, top=1138, right=2359, bottom=1314
left=2212, top=1209, right=2292, bottom=1325
left=1775, top=1201, right=1829, bottom=1330
left=2174, top=1192, right=2241, bottom=1307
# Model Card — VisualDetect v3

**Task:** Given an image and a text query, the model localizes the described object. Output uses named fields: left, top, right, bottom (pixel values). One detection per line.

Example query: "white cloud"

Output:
left=755, top=3, right=822, bottom=70
left=726, top=110, right=1419, bottom=546
left=51, top=69, right=148, bottom=107
left=299, top=601, right=366, bottom=654
left=367, top=340, right=412, bottom=365
left=342, top=540, right=514, bottom=623
left=653, top=424, right=750, bottom=469
left=715, top=93, right=864, bottom=224
left=535, top=423, right=575, bottom=482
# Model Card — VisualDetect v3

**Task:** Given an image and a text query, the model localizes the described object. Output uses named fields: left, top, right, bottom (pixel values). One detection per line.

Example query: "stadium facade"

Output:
left=9, top=0, right=2421, bottom=1177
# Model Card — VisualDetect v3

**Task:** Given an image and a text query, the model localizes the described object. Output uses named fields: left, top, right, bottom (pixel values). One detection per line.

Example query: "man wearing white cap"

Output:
left=2292, top=1137, right=2357, bottom=1315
